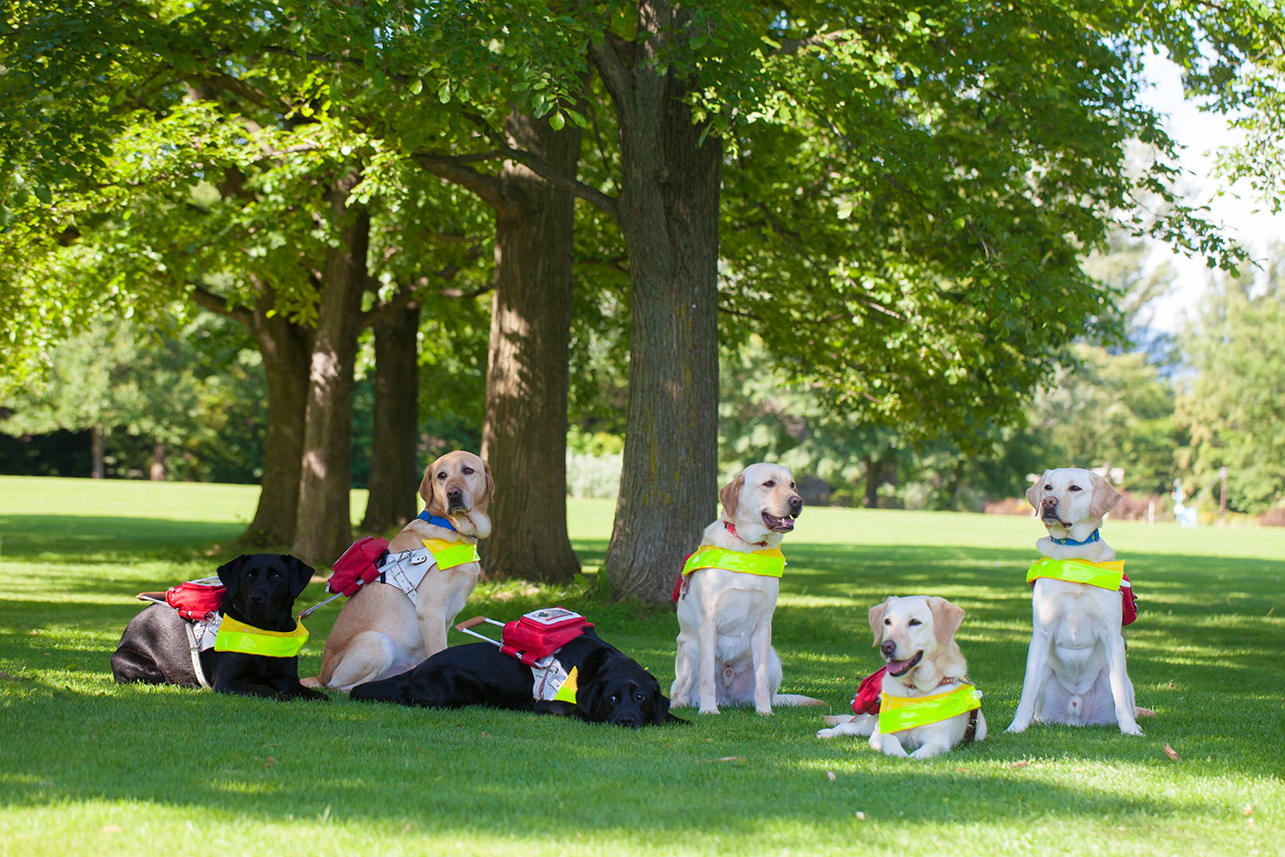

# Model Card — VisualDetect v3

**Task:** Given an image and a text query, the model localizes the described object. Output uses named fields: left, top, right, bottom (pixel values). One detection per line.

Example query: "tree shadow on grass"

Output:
left=0, top=683, right=1242, bottom=839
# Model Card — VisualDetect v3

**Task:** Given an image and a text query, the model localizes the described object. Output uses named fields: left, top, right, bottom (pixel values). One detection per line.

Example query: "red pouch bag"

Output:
left=500, top=608, right=593, bottom=665
left=329, top=537, right=390, bottom=597
left=165, top=580, right=226, bottom=620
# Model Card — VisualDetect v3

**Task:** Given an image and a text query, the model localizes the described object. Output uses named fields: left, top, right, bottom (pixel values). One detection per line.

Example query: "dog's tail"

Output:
left=773, top=693, right=826, bottom=708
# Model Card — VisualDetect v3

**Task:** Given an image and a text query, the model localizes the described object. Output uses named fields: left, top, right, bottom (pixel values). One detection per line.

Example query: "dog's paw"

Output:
left=1119, top=722, right=1144, bottom=737
left=822, top=714, right=854, bottom=727
left=1005, top=722, right=1029, bottom=734
left=756, top=705, right=773, bottom=717
left=699, top=704, right=720, bottom=715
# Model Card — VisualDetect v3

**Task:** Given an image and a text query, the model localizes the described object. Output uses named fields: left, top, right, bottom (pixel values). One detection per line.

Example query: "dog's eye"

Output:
left=790, top=482, right=796, bottom=489
left=909, top=619, right=922, bottom=626
left=462, top=466, right=474, bottom=475
left=437, top=472, right=447, bottom=480
left=1044, top=484, right=1053, bottom=491
left=763, top=480, right=775, bottom=488
left=609, top=693, right=620, bottom=704
left=1069, top=485, right=1081, bottom=491
left=884, top=618, right=891, bottom=625
left=635, top=691, right=646, bottom=702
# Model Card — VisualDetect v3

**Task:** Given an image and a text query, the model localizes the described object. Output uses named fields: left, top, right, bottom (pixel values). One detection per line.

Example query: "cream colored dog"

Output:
left=817, top=595, right=986, bottom=759
left=308, top=451, right=493, bottom=692
left=1006, top=467, right=1146, bottom=735
left=671, top=463, right=820, bottom=715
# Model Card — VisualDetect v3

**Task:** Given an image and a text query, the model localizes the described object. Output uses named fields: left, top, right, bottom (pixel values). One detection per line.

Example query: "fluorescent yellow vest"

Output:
left=878, top=684, right=982, bottom=734
left=422, top=538, right=481, bottom=570
left=213, top=615, right=309, bottom=658
left=682, top=545, right=786, bottom=578
left=1027, top=556, right=1125, bottom=591
left=552, top=666, right=579, bottom=704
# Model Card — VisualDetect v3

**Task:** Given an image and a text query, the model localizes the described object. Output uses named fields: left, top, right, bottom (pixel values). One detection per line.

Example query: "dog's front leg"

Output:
left=909, top=740, right=949, bottom=760
left=750, top=619, right=774, bottom=715
left=670, top=634, right=696, bottom=707
left=1103, top=631, right=1143, bottom=735
left=696, top=613, right=720, bottom=715
left=870, top=729, right=908, bottom=758
left=1007, top=627, right=1053, bottom=733
left=417, top=608, right=449, bottom=661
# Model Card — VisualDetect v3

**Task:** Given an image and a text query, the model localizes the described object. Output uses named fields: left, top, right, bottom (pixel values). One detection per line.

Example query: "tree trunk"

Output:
left=292, top=173, right=371, bottom=566
left=149, top=442, right=166, bottom=481
left=91, top=427, right=105, bottom=479
left=245, top=302, right=311, bottom=546
left=361, top=297, right=422, bottom=533
left=479, top=109, right=583, bottom=584
left=597, top=6, right=723, bottom=604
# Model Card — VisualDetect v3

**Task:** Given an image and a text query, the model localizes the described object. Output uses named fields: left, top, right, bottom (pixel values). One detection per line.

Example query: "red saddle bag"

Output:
left=165, top=580, right=226, bottom=620
left=500, top=608, right=593, bottom=665
left=328, top=536, right=391, bottom=596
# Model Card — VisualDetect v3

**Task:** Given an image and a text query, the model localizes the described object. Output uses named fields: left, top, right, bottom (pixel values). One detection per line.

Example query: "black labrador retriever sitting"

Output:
left=350, top=628, right=684, bottom=727
left=111, top=553, right=327, bottom=701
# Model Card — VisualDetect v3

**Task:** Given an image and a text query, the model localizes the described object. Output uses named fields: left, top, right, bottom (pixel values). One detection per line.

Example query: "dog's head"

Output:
left=216, top=553, right=314, bottom=629
left=867, top=595, right=965, bottom=682
left=420, top=450, right=494, bottom=539
left=719, top=462, right=803, bottom=544
left=574, top=648, right=684, bottom=728
left=1026, top=467, right=1120, bottom=535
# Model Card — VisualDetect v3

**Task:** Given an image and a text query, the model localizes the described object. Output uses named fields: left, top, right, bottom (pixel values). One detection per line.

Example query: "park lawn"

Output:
left=0, top=476, right=1281, bottom=857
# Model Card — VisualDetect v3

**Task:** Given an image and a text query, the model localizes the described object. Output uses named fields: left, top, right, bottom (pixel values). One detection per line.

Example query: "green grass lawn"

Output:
left=1, top=475, right=1281, bottom=856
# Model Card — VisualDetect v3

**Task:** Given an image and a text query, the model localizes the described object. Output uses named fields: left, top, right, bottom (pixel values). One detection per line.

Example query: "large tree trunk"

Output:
left=361, top=297, right=422, bottom=533
left=292, top=173, right=371, bottom=566
left=245, top=303, right=311, bottom=546
left=595, top=5, right=723, bottom=604
left=479, top=110, right=583, bottom=584
left=149, top=442, right=166, bottom=481
left=91, top=427, right=105, bottom=479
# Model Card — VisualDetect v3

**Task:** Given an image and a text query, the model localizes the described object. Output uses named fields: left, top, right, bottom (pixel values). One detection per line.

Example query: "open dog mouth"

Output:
left=761, top=511, right=796, bottom=532
left=1041, top=511, right=1070, bottom=527
left=885, top=651, right=923, bottom=677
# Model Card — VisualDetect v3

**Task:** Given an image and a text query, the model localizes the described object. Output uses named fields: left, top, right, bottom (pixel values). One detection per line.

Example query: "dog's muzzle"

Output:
left=884, top=650, right=923, bottom=677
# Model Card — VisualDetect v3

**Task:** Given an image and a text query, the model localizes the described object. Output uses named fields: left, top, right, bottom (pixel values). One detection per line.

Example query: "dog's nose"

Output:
left=788, top=495, right=803, bottom=515
left=1042, top=496, right=1058, bottom=510
left=446, top=486, right=463, bottom=499
left=249, top=592, right=266, bottom=605
left=880, top=640, right=896, bottom=658
left=614, top=714, right=639, bottom=728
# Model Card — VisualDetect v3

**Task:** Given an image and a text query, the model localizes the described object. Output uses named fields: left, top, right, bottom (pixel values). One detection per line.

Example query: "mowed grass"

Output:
left=0, top=475, right=1282, bottom=857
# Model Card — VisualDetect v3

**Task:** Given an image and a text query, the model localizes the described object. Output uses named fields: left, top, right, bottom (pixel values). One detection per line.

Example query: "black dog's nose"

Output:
left=788, top=495, right=803, bottom=515
left=615, top=715, right=639, bottom=728
left=249, top=592, right=266, bottom=604
left=1042, top=496, right=1058, bottom=509
left=880, top=640, right=896, bottom=658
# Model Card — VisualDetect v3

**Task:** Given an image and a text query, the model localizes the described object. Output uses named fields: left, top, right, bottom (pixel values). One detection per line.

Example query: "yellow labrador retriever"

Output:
left=1007, top=467, right=1148, bottom=735
left=817, top=595, right=986, bottom=759
left=671, top=463, right=820, bottom=715
left=309, top=451, right=493, bottom=692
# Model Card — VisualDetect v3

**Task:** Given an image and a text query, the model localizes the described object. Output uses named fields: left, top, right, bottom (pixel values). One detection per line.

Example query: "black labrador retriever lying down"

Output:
left=111, top=553, right=328, bottom=701
left=350, top=629, right=685, bottom=727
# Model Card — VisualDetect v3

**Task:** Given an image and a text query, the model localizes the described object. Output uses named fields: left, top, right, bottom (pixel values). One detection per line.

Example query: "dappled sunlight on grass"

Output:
left=1, top=485, right=1283, bottom=855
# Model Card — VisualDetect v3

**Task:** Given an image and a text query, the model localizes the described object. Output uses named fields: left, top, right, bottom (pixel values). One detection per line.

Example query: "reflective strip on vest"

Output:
left=552, top=666, right=579, bottom=704
left=422, top=539, right=481, bottom=570
left=1027, top=556, right=1125, bottom=591
left=213, top=615, right=308, bottom=658
left=681, top=546, right=786, bottom=578
left=878, top=684, right=982, bottom=734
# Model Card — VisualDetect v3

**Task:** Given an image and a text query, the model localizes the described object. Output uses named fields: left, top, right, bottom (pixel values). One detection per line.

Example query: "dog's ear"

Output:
left=928, top=597, right=965, bottom=646
left=650, top=677, right=672, bottom=725
left=573, top=647, right=615, bottom=715
left=1026, top=471, right=1049, bottom=517
left=282, top=555, right=316, bottom=599
left=426, top=462, right=442, bottom=508
left=719, top=473, right=745, bottom=518
left=868, top=599, right=890, bottom=647
left=216, top=554, right=250, bottom=601
left=479, top=458, right=495, bottom=510
left=1088, top=471, right=1122, bottom=521
left=423, top=458, right=448, bottom=518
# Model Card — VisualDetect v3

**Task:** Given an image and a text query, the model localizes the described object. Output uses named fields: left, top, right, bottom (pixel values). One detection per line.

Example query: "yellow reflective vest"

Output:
left=681, top=545, right=786, bottom=578
left=213, top=615, right=309, bottom=658
left=1027, top=556, right=1125, bottom=591
left=878, top=683, right=982, bottom=734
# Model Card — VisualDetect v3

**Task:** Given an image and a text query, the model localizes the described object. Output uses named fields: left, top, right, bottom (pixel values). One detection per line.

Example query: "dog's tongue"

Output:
left=886, top=653, right=920, bottom=676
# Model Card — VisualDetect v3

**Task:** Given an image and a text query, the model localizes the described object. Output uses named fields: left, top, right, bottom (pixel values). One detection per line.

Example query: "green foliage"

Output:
left=1178, top=258, right=1285, bottom=513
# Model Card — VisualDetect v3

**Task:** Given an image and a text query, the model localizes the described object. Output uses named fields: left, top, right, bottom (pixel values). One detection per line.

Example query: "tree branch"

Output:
left=588, top=35, right=634, bottom=125
left=411, top=152, right=515, bottom=217
left=188, top=283, right=254, bottom=327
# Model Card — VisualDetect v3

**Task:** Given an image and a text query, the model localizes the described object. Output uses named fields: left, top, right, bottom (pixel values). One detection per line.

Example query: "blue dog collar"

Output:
left=1052, top=529, right=1100, bottom=547
left=418, top=511, right=458, bottom=532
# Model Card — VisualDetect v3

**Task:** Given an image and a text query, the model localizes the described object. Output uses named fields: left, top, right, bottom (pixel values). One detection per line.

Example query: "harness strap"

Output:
left=962, top=708, right=979, bottom=745
left=183, top=621, right=213, bottom=690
